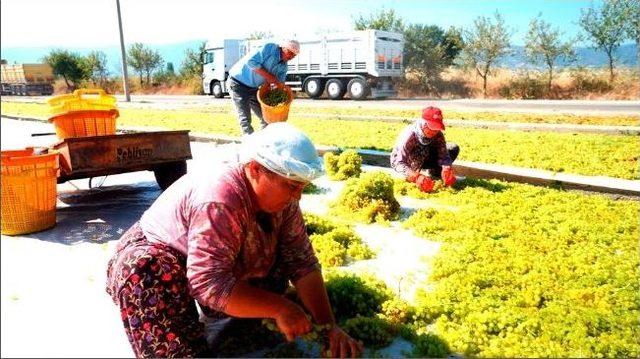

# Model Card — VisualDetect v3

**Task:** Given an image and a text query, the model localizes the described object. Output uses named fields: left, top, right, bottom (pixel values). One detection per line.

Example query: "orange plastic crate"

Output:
left=48, top=109, right=119, bottom=139
left=1, top=148, right=59, bottom=235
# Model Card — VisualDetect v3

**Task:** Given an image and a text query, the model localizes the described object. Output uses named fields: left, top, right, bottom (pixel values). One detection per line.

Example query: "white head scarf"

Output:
left=239, top=122, right=324, bottom=182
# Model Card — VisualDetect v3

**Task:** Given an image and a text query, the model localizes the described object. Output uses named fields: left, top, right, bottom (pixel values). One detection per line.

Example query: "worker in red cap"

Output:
left=390, top=106, right=460, bottom=192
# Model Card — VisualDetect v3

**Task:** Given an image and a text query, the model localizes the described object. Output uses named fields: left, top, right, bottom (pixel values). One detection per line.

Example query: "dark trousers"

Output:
left=423, top=142, right=460, bottom=179
left=229, top=78, right=267, bottom=135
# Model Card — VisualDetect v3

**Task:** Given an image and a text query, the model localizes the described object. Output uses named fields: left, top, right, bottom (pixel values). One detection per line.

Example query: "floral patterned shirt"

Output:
left=139, top=163, right=319, bottom=312
left=390, top=123, right=452, bottom=178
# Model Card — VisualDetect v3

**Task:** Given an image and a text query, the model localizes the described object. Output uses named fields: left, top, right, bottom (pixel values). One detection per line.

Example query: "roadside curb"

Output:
left=3, top=115, right=638, bottom=197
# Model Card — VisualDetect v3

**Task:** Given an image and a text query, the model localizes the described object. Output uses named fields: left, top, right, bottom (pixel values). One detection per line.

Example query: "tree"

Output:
left=442, top=27, right=464, bottom=65
left=403, top=24, right=449, bottom=91
left=180, top=41, right=206, bottom=80
left=353, top=8, right=404, bottom=32
left=84, top=51, right=109, bottom=86
left=127, top=43, right=164, bottom=86
left=461, top=12, right=511, bottom=97
left=525, top=15, right=576, bottom=94
left=42, top=49, right=88, bottom=89
left=579, top=0, right=628, bottom=83
left=247, top=31, right=274, bottom=40
left=621, top=0, right=639, bottom=72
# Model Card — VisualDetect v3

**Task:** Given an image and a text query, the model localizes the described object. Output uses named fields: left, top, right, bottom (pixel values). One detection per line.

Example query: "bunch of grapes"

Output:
left=342, top=316, right=395, bottom=349
left=262, top=88, right=290, bottom=107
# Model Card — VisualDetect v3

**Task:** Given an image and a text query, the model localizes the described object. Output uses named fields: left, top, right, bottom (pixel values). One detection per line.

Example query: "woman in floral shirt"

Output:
left=106, top=123, right=362, bottom=358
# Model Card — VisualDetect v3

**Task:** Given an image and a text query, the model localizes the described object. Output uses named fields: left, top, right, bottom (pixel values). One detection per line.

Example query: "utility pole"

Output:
left=116, top=0, right=130, bottom=102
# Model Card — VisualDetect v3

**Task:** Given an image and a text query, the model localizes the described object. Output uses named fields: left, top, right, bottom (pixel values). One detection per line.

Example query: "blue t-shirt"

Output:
left=229, top=43, right=288, bottom=88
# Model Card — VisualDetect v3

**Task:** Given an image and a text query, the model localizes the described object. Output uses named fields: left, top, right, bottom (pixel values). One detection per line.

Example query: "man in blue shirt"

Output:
left=228, top=39, right=300, bottom=135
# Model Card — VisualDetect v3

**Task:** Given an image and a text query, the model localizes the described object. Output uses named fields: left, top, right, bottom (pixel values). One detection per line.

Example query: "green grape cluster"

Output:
left=330, top=171, right=400, bottom=223
left=402, top=177, right=639, bottom=357
left=342, top=316, right=395, bottom=349
left=262, top=88, right=290, bottom=107
left=324, top=150, right=362, bottom=180
left=303, top=213, right=337, bottom=236
left=379, top=297, right=414, bottom=325
left=262, top=318, right=332, bottom=345
left=324, top=272, right=391, bottom=323
left=304, top=213, right=375, bottom=267
left=409, top=333, right=451, bottom=358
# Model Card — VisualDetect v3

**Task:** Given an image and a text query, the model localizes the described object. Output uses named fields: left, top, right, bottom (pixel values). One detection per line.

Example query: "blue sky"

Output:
left=1, top=0, right=606, bottom=49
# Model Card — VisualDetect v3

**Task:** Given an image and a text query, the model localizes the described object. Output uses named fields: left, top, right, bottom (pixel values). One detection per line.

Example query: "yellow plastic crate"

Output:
left=1, top=148, right=59, bottom=235
left=47, top=89, right=117, bottom=117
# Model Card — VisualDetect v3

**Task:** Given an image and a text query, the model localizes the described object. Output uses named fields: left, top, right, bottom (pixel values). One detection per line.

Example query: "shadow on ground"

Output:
left=23, top=181, right=160, bottom=245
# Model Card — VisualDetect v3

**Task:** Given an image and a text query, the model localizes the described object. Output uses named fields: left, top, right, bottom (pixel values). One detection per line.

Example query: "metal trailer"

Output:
left=1, top=63, right=55, bottom=96
left=52, top=131, right=192, bottom=191
left=202, top=29, right=404, bottom=100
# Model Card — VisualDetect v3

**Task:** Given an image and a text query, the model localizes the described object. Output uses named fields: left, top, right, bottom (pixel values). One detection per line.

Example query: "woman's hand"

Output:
left=325, top=326, right=364, bottom=358
left=274, top=301, right=313, bottom=342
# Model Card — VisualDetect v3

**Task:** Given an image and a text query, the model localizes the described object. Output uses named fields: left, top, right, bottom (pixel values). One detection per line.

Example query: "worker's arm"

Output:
left=186, top=202, right=310, bottom=341
left=225, top=281, right=312, bottom=342
left=295, top=270, right=364, bottom=358
left=253, top=67, right=279, bottom=85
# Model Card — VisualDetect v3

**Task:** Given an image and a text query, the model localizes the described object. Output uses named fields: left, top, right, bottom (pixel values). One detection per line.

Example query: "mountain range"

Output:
left=1, top=41, right=637, bottom=75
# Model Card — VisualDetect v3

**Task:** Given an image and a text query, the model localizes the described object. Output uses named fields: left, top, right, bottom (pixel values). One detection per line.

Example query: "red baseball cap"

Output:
left=421, top=106, right=445, bottom=131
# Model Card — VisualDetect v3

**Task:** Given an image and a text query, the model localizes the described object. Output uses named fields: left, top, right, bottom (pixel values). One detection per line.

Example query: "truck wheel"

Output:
left=154, top=160, right=187, bottom=191
left=303, top=78, right=323, bottom=99
left=347, top=78, right=369, bottom=100
left=211, top=81, right=224, bottom=98
left=326, top=79, right=345, bottom=100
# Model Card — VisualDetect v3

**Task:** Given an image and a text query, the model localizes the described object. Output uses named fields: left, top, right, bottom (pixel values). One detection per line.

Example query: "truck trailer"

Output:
left=1, top=63, right=55, bottom=96
left=202, top=29, right=404, bottom=100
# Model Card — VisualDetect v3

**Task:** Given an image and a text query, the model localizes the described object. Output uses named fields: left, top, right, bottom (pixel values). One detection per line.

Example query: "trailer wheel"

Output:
left=326, top=79, right=345, bottom=100
left=211, top=81, right=224, bottom=98
left=347, top=78, right=369, bottom=100
left=154, top=160, right=187, bottom=191
left=303, top=78, right=323, bottom=99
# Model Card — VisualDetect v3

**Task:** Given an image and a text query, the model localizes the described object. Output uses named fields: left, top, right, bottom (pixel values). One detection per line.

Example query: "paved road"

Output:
left=4, top=95, right=640, bottom=115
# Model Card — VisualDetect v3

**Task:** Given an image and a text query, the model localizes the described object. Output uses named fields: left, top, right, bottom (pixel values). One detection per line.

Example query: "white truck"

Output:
left=202, top=29, right=404, bottom=100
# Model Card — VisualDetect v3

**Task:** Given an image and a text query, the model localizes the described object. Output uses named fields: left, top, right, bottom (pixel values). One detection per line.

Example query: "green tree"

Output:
left=442, top=27, right=464, bottom=65
left=525, top=15, right=576, bottom=94
left=461, top=12, right=511, bottom=97
left=127, top=43, right=164, bottom=86
left=579, top=0, right=629, bottom=83
left=180, top=41, right=206, bottom=79
left=621, top=0, right=639, bottom=71
left=403, top=24, right=448, bottom=91
left=42, top=49, right=88, bottom=89
left=84, top=50, right=109, bottom=86
left=353, top=8, right=404, bottom=32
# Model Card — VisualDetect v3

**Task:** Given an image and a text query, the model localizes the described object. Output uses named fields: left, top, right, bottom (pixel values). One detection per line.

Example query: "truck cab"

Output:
left=202, top=39, right=244, bottom=98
